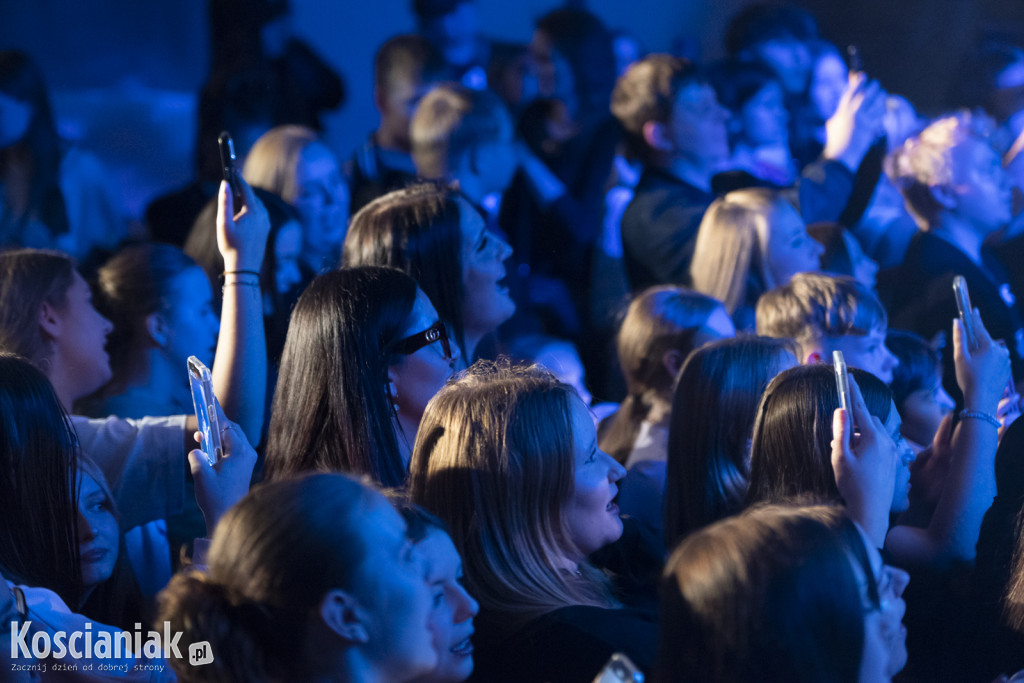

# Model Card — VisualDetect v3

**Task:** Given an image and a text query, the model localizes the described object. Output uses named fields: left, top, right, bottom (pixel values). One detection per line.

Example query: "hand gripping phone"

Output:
left=218, top=131, right=246, bottom=210
left=595, top=653, right=644, bottom=683
left=188, top=356, right=222, bottom=466
left=952, top=275, right=977, bottom=351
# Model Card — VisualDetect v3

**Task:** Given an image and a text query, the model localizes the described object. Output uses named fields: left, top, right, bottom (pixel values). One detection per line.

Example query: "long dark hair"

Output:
left=0, top=51, right=68, bottom=239
left=664, top=337, right=796, bottom=548
left=656, top=505, right=868, bottom=683
left=0, top=352, right=81, bottom=604
left=600, top=286, right=722, bottom=464
left=343, top=182, right=470, bottom=360
left=746, top=364, right=892, bottom=506
left=159, top=473, right=377, bottom=682
left=264, top=266, right=417, bottom=488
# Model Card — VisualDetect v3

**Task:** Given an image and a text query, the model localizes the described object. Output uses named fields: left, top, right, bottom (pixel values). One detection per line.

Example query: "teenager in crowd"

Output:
left=160, top=473, right=437, bottom=683
left=411, top=361, right=657, bottom=682
left=343, top=182, right=514, bottom=365
left=599, top=286, right=734, bottom=466
left=265, top=266, right=457, bottom=487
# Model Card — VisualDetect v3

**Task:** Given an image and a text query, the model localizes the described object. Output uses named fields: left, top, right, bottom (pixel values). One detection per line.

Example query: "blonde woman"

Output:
left=689, top=188, right=823, bottom=331
left=243, top=125, right=349, bottom=273
left=410, top=361, right=656, bottom=683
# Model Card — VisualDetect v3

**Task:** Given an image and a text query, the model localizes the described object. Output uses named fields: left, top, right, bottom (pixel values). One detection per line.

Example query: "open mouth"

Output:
left=450, top=636, right=474, bottom=657
left=607, top=486, right=620, bottom=514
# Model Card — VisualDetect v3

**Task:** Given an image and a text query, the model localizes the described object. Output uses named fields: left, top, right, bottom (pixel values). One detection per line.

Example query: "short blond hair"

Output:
left=887, top=111, right=994, bottom=227
left=756, top=272, right=888, bottom=353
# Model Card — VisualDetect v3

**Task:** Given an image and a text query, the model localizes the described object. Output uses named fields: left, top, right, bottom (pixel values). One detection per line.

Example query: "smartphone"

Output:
left=846, top=45, right=863, bottom=73
left=218, top=131, right=246, bottom=210
left=952, top=276, right=977, bottom=351
left=595, top=653, right=644, bottom=683
left=187, top=356, right=222, bottom=466
left=833, top=350, right=853, bottom=418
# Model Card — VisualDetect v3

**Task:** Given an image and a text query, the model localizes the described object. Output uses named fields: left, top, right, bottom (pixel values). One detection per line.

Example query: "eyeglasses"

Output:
left=389, top=321, right=453, bottom=362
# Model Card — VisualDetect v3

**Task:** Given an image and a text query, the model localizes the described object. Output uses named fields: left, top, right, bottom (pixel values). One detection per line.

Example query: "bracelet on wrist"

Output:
left=220, top=269, right=261, bottom=281
left=959, top=410, right=1001, bottom=429
left=222, top=280, right=261, bottom=290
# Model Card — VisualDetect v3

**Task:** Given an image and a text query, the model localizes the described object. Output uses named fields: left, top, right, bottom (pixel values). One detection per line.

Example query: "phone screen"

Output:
left=188, top=355, right=222, bottom=466
left=833, top=350, right=852, bottom=417
left=952, top=276, right=977, bottom=351
left=846, top=45, right=863, bottom=73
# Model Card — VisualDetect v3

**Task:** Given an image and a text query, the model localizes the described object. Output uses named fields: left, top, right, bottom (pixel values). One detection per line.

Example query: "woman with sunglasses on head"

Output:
left=265, top=266, right=459, bottom=488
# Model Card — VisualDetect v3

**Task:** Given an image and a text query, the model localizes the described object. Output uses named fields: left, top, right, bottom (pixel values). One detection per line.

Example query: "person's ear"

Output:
left=642, top=120, right=673, bottom=153
left=386, top=365, right=401, bottom=410
left=319, top=590, right=369, bottom=644
left=372, top=84, right=386, bottom=115
left=145, top=312, right=168, bottom=347
left=661, top=348, right=684, bottom=380
left=39, top=300, right=61, bottom=341
left=929, top=183, right=958, bottom=210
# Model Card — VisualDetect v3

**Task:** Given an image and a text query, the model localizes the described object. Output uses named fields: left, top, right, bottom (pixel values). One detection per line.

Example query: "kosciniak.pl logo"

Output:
left=9, top=621, right=213, bottom=666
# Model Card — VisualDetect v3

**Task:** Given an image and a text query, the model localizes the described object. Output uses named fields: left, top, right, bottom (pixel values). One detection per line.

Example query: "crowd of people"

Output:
left=4, top=0, right=1024, bottom=681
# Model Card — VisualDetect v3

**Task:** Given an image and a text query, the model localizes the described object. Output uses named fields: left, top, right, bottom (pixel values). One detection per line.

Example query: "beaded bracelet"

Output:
left=959, top=410, right=1001, bottom=429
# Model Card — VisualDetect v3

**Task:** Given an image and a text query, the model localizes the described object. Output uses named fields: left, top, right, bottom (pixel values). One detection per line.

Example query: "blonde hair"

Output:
left=888, top=111, right=995, bottom=227
left=689, top=188, right=790, bottom=314
left=755, top=272, right=888, bottom=355
left=242, top=125, right=319, bottom=203
left=409, top=360, right=617, bottom=628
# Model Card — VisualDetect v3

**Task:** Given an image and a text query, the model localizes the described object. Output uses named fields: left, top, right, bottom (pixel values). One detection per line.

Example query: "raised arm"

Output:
left=212, top=178, right=270, bottom=445
left=885, top=310, right=1009, bottom=568
left=831, top=374, right=900, bottom=549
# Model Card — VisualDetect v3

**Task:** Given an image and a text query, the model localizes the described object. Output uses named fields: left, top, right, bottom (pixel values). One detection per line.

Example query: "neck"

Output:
left=663, top=157, right=714, bottom=193
left=394, top=410, right=418, bottom=469
left=460, top=333, right=481, bottom=368
left=46, top=355, right=83, bottom=414
left=931, top=214, right=987, bottom=264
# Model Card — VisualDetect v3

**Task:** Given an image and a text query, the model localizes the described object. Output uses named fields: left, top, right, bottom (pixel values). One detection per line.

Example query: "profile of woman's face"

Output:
left=564, top=397, right=626, bottom=557
left=77, top=472, right=119, bottom=592
left=414, top=528, right=478, bottom=683
left=389, top=289, right=459, bottom=434
left=347, top=494, right=437, bottom=682
left=291, top=142, right=349, bottom=269
left=458, top=202, right=515, bottom=344
left=763, top=202, right=824, bottom=287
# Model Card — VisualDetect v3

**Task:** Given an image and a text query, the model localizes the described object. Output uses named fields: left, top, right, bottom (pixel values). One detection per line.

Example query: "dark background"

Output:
left=3, top=0, right=1021, bottom=218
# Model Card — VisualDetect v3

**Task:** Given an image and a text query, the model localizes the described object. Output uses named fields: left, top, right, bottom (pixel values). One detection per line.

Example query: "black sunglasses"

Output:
left=389, top=320, right=453, bottom=362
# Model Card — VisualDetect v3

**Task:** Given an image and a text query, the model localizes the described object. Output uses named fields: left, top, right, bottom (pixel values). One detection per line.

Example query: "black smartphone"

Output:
left=218, top=131, right=246, bottom=210
left=846, top=45, right=863, bottom=73
left=952, top=275, right=977, bottom=351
